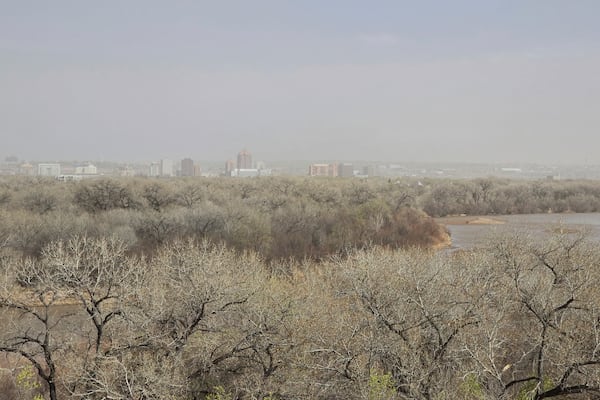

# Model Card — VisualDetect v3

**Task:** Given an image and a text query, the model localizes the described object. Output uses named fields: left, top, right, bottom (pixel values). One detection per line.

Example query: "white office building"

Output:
left=149, top=162, right=160, bottom=177
left=75, top=164, right=98, bottom=175
left=37, top=163, right=61, bottom=177
left=160, top=159, right=174, bottom=177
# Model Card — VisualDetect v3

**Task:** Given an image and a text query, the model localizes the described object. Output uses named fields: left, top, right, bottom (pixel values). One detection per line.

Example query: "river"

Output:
left=437, top=213, right=600, bottom=250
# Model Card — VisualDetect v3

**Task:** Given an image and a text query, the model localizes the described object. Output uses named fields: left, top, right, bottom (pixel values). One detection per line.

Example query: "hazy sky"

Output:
left=2, top=1, right=600, bottom=164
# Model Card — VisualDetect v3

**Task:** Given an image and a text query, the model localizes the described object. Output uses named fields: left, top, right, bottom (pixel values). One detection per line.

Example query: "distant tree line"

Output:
left=2, top=176, right=600, bottom=259
left=419, top=177, right=600, bottom=217
left=0, top=176, right=448, bottom=260
left=3, top=175, right=600, bottom=257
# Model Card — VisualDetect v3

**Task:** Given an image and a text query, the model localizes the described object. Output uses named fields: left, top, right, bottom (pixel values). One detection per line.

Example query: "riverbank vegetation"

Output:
left=0, top=176, right=448, bottom=260
left=3, top=175, right=600, bottom=258
left=419, top=177, right=600, bottom=217
left=1, top=176, right=600, bottom=399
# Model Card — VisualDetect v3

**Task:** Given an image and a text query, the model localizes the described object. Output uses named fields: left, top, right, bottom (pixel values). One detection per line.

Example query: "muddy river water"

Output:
left=437, top=213, right=600, bottom=250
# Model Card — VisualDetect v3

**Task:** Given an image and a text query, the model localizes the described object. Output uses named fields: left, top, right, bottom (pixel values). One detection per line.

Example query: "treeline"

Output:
left=420, top=177, right=600, bottom=217
left=0, top=176, right=448, bottom=260
left=3, top=176, right=600, bottom=258
left=1, top=233, right=599, bottom=399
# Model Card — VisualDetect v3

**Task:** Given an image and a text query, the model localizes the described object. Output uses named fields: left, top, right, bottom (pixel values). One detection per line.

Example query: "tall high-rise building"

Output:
left=237, top=149, right=252, bottom=169
left=181, top=158, right=194, bottom=177
left=160, top=159, right=174, bottom=177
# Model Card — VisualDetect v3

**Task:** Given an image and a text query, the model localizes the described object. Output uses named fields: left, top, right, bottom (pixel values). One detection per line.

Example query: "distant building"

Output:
left=149, top=162, right=160, bottom=177
left=56, top=175, right=83, bottom=182
left=237, top=149, right=252, bottom=169
left=37, top=163, right=61, bottom=177
left=119, top=166, right=136, bottom=177
left=19, top=163, right=35, bottom=176
left=181, top=158, right=195, bottom=177
left=193, top=165, right=202, bottom=177
left=75, top=164, right=98, bottom=175
left=308, top=163, right=338, bottom=177
left=362, top=165, right=376, bottom=177
left=225, top=160, right=235, bottom=176
left=231, top=168, right=271, bottom=177
left=231, top=168, right=259, bottom=177
left=338, top=163, right=355, bottom=178
left=160, top=159, right=174, bottom=177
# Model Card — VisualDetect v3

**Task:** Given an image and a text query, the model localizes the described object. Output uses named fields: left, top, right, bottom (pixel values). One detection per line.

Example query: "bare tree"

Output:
left=74, top=180, right=137, bottom=213
left=0, top=257, right=69, bottom=400
left=178, top=184, right=204, bottom=208
left=22, top=191, right=57, bottom=214
left=335, top=247, right=478, bottom=399
left=138, top=240, right=266, bottom=397
left=0, top=237, right=145, bottom=400
left=462, top=232, right=600, bottom=399
left=142, top=182, right=176, bottom=212
left=41, top=237, right=137, bottom=354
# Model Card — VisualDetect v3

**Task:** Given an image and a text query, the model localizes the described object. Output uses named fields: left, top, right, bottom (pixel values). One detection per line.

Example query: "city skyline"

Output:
left=4, top=152, right=600, bottom=181
left=2, top=2, right=600, bottom=164
left=5, top=151, right=600, bottom=168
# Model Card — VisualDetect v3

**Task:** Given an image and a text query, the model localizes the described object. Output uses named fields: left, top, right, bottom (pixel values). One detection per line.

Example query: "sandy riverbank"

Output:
left=436, top=216, right=506, bottom=226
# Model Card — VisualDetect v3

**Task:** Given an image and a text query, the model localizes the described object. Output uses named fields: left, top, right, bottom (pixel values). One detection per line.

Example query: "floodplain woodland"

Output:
left=1, top=176, right=600, bottom=399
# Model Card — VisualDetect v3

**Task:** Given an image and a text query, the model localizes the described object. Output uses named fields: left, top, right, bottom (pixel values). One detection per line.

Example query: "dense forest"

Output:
left=1, top=176, right=600, bottom=399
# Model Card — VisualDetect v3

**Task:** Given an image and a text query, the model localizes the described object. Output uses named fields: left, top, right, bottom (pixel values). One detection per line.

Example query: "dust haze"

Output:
left=2, top=1, right=599, bottom=164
